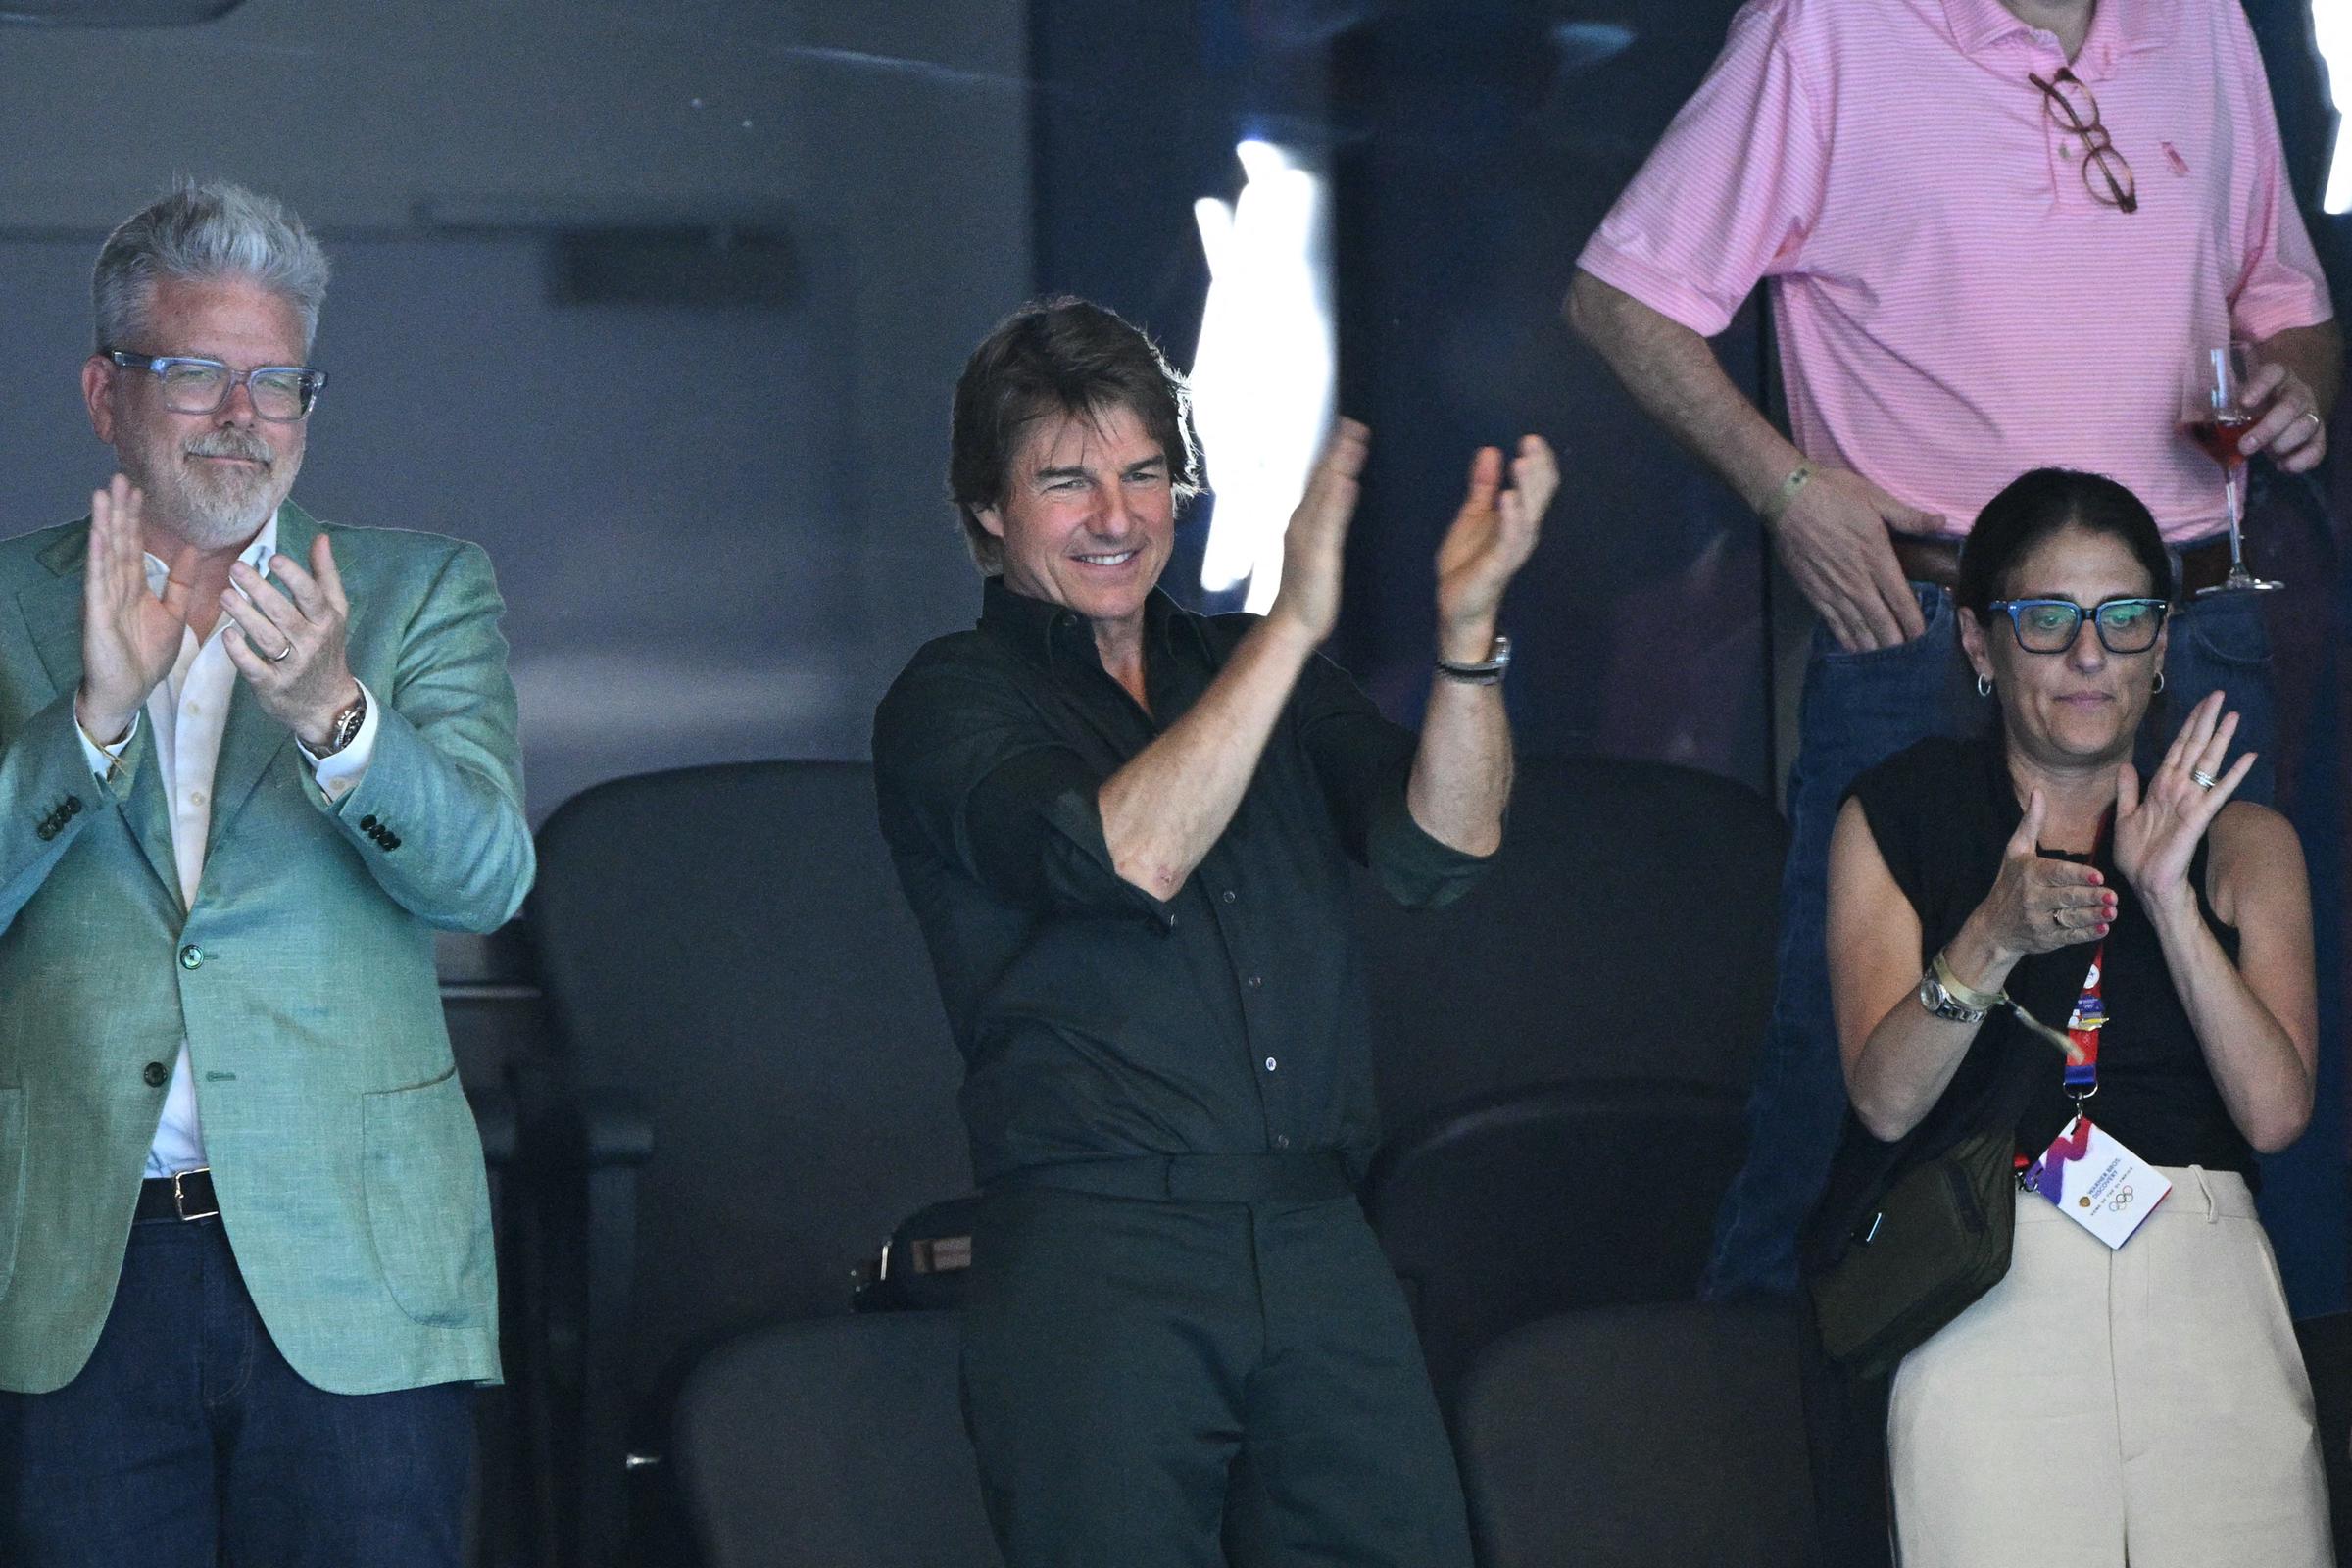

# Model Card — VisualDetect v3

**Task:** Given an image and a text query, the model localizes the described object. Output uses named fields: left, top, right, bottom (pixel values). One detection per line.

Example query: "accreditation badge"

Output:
left=2021, top=1115, right=2171, bottom=1250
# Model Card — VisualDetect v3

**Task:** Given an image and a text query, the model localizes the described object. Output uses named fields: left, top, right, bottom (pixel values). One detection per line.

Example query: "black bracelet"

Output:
left=1435, top=635, right=1511, bottom=685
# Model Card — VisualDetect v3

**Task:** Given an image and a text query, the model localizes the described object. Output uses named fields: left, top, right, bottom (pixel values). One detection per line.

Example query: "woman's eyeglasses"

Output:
left=1986, top=597, right=2170, bottom=655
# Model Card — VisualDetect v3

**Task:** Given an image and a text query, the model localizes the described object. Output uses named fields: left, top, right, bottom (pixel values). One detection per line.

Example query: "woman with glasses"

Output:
left=1807, top=467, right=2328, bottom=1564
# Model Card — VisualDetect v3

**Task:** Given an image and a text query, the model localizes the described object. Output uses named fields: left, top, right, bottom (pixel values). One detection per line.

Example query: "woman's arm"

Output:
left=2163, top=804, right=2317, bottom=1152
left=1830, top=800, right=1998, bottom=1141
left=2115, top=693, right=2316, bottom=1152
left=1832, top=789, right=2114, bottom=1142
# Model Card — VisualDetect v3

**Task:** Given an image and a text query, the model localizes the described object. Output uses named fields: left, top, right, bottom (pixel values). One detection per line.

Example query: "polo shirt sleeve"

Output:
left=1574, top=0, right=1832, bottom=337
left=1293, top=653, right=1493, bottom=911
left=2220, top=3, right=2332, bottom=339
left=871, top=653, right=1177, bottom=929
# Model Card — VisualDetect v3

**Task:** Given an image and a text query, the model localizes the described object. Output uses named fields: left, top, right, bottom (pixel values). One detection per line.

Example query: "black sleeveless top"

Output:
left=1806, top=735, right=2254, bottom=1270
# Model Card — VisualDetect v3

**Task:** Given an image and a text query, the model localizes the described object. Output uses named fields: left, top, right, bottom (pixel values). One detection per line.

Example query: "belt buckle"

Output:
left=172, top=1166, right=218, bottom=1222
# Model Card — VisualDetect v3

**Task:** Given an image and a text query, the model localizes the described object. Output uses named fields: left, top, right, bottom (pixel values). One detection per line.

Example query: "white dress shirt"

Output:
left=74, top=510, right=380, bottom=1176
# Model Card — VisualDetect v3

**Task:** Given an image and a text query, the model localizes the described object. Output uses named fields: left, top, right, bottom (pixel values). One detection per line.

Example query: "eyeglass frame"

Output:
left=2028, top=67, right=2137, bottom=214
left=1985, top=596, right=2172, bottom=655
left=102, top=349, right=329, bottom=422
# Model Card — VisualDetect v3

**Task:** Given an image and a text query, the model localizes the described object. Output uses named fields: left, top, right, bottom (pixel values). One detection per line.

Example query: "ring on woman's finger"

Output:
left=2300, top=409, right=2325, bottom=438
left=267, top=639, right=295, bottom=663
left=2190, top=768, right=2218, bottom=791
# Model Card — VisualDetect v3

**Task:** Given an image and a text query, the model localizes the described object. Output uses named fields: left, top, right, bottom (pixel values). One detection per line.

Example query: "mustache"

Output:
left=185, top=430, right=275, bottom=466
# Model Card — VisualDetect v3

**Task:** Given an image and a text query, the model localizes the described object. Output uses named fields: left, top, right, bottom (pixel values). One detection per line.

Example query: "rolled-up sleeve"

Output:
left=873, top=656, right=1177, bottom=929
left=1574, top=0, right=1830, bottom=337
left=1293, top=654, right=1493, bottom=911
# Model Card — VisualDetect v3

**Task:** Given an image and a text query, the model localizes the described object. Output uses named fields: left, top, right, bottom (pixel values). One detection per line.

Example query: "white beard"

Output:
left=130, top=430, right=298, bottom=551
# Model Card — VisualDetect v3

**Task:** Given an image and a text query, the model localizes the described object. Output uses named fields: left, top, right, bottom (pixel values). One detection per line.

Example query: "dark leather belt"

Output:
left=991, top=1152, right=1353, bottom=1204
left=1890, top=530, right=2232, bottom=600
left=135, top=1167, right=219, bottom=1222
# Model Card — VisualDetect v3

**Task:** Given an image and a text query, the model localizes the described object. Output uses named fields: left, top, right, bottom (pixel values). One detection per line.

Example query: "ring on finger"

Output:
left=2301, top=409, right=2325, bottom=437
left=2190, top=768, right=2218, bottom=791
left=267, top=638, right=295, bottom=663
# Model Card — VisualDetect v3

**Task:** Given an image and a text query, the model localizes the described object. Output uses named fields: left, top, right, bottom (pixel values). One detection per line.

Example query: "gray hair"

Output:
left=92, top=180, right=330, bottom=355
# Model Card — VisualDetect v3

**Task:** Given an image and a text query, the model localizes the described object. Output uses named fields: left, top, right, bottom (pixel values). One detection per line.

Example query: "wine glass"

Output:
left=2178, top=344, right=2283, bottom=593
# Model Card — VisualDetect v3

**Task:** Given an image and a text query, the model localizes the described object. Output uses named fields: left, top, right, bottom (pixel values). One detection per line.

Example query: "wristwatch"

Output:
left=315, top=686, right=368, bottom=759
left=1917, top=950, right=2002, bottom=1026
left=1436, top=635, right=1511, bottom=685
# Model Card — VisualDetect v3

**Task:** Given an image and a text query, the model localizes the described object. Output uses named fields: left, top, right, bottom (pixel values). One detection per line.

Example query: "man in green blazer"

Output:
left=0, top=182, right=533, bottom=1566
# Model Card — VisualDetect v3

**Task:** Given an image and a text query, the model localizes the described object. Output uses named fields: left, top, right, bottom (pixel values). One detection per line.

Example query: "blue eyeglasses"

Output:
left=1986, top=597, right=2170, bottom=655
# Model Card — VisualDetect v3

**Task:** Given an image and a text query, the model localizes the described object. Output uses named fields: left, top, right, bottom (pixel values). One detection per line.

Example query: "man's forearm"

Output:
left=1566, top=270, right=1798, bottom=511
left=1407, top=669, right=1511, bottom=858
left=2259, top=320, right=2342, bottom=419
left=1096, top=615, right=1317, bottom=900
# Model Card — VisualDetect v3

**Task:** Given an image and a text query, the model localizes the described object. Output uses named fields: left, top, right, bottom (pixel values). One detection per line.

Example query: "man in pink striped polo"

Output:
left=1568, top=0, right=2339, bottom=1299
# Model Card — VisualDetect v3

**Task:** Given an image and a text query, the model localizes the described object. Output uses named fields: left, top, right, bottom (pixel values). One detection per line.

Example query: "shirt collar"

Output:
left=1938, top=0, right=2171, bottom=67
left=140, top=506, right=279, bottom=593
left=977, top=575, right=1210, bottom=672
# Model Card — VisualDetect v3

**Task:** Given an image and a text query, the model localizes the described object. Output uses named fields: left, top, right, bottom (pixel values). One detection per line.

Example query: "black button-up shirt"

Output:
left=873, top=577, right=1492, bottom=1186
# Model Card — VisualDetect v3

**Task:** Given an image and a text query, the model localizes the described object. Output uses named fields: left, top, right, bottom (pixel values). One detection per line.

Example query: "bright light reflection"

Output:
left=2321, top=2, right=2352, bottom=212
left=1192, top=139, right=1335, bottom=611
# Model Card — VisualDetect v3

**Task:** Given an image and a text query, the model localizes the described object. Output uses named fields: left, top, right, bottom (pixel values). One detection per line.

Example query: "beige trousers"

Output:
left=1887, top=1166, right=2330, bottom=1568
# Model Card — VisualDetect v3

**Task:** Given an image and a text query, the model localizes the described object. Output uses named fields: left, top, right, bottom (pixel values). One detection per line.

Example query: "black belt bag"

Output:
left=1807, top=1128, right=2016, bottom=1383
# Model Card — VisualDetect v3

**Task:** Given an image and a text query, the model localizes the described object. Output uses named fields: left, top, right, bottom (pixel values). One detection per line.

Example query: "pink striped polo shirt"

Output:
left=1577, top=0, right=2333, bottom=542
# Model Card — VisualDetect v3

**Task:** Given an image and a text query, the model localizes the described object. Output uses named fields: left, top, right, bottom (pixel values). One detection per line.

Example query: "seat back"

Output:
left=1454, top=1301, right=1821, bottom=1567
left=1362, top=1078, right=1745, bottom=1396
left=672, top=1312, right=1002, bottom=1568
left=2295, top=1311, right=2352, bottom=1561
left=1356, top=755, right=1784, bottom=1126
left=528, top=760, right=971, bottom=1395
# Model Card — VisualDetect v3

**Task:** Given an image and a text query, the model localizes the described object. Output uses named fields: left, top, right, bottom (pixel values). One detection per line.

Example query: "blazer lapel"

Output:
left=20, top=523, right=181, bottom=900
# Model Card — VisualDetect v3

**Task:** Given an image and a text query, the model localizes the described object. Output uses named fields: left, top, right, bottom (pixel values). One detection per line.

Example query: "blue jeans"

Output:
left=1704, top=582, right=2278, bottom=1299
left=0, top=1214, right=475, bottom=1567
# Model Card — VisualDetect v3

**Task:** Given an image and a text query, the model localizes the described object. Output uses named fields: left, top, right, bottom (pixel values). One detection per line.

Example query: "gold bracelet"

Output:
left=1930, top=949, right=2004, bottom=1010
left=1758, top=460, right=1812, bottom=523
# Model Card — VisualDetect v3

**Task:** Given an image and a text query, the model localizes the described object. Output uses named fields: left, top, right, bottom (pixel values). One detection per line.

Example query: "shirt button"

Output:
left=1247, top=974, right=1262, bottom=990
left=188, top=790, right=206, bottom=808
left=1264, top=1056, right=1278, bottom=1072
left=178, top=945, right=204, bottom=970
left=1222, top=890, right=1236, bottom=904
left=183, top=702, right=199, bottom=716
left=142, top=1061, right=168, bottom=1088
left=1274, top=1134, right=1292, bottom=1150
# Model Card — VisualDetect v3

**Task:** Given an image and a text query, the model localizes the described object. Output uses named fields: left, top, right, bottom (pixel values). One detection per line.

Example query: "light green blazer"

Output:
left=0, top=501, right=533, bottom=1395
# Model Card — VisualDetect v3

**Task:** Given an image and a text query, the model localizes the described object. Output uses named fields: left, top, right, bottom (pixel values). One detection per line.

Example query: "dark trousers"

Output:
left=0, top=1214, right=474, bottom=1568
left=960, top=1185, right=1473, bottom=1568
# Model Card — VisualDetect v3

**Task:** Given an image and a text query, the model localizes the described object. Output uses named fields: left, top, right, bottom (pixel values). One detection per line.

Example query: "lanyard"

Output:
left=2057, top=807, right=2114, bottom=1108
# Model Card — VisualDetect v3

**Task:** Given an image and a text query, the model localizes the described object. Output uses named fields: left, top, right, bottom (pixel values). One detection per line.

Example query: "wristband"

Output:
left=1436, top=635, right=1511, bottom=685
left=1759, top=461, right=1812, bottom=523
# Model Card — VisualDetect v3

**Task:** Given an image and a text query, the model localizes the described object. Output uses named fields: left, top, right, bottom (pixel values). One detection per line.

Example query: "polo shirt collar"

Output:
left=1938, top=0, right=2173, bottom=68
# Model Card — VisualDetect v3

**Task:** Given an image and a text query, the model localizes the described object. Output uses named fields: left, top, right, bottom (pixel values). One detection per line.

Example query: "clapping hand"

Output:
left=218, top=533, right=360, bottom=753
left=1266, top=418, right=1370, bottom=648
left=2115, top=692, right=2254, bottom=918
left=1977, top=789, right=2119, bottom=958
left=76, top=475, right=194, bottom=745
left=1434, top=435, right=1555, bottom=657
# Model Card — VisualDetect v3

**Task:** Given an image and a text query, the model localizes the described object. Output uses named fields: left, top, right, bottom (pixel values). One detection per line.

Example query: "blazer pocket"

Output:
left=360, top=1069, right=492, bottom=1327
left=0, top=1088, right=20, bottom=1302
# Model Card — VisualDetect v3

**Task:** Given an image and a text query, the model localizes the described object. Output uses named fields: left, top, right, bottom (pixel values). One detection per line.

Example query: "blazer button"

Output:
left=35, top=821, right=55, bottom=842
left=381, top=833, right=401, bottom=850
left=64, top=795, right=81, bottom=815
left=360, top=814, right=378, bottom=831
left=178, top=945, right=204, bottom=970
left=143, top=1061, right=168, bottom=1088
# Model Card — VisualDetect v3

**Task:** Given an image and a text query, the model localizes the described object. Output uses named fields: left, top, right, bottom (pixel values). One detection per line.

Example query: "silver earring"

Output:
left=1976, top=673, right=1993, bottom=698
left=2153, top=671, right=2166, bottom=694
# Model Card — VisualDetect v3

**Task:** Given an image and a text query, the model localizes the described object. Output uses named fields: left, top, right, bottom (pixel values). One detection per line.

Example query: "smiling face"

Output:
left=1962, top=523, right=2169, bottom=769
left=84, top=274, right=310, bottom=552
left=976, top=401, right=1175, bottom=641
